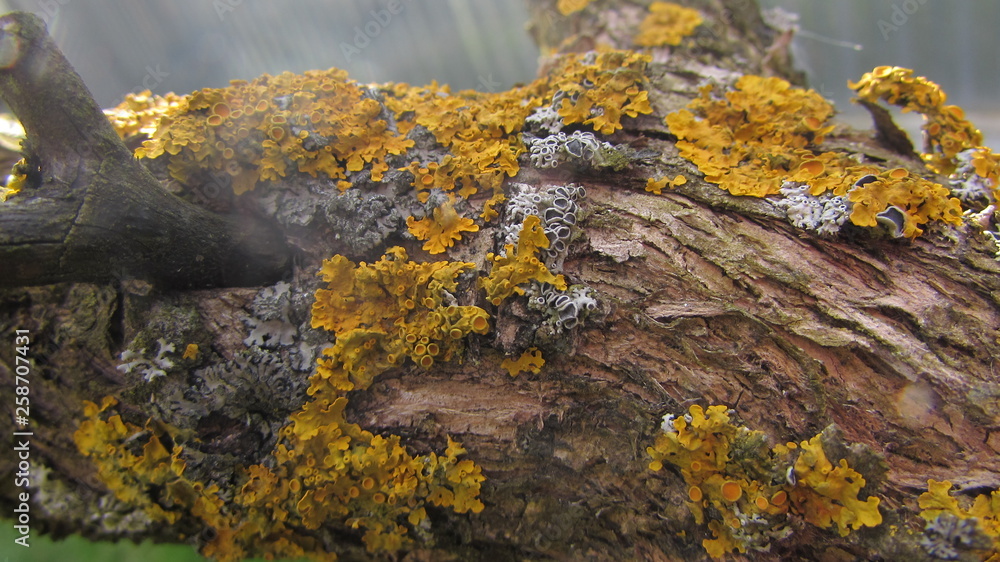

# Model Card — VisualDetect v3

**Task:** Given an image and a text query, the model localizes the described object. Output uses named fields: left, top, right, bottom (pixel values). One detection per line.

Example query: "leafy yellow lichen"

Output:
left=648, top=405, right=882, bottom=558
left=311, top=246, right=490, bottom=392
left=500, top=348, right=545, bottom=376
left=134, top=68, right=414, bottom=193
left=406, top=199, right=480, bottom=254
left=105, top=90, right=185, bottom=140
left=557, top=0, right=591, bottom=16
left=918, top=480, right=1000, bottom=561
left=634, top=2, right=703, bottom=47
left=849, top=66, right=982, bottom=176
left=0, top=157, right=28, bottom=202
left=480, top=216, right=567, bottom=306
left=547, top=50, right=654, bottom=135
left=665, top=74, right=964, bottom=237
left=182, top=343, right=199, bottom=360
left=645, top=174, right=686, bottom=195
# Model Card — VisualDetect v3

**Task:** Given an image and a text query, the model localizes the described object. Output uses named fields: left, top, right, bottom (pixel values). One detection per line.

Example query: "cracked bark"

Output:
left=0, top=2, right=998, bottom=561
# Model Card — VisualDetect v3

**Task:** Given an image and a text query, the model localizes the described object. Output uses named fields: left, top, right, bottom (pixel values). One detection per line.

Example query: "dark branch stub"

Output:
left=0, top=11, right=290, bottom=289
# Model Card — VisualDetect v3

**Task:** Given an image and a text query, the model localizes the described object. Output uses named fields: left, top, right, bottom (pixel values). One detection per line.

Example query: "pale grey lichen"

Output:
left=949, top=148, right=995, bottom=204
left=244, top=281, right=298, bottom=348
left=323, top=188, right=405, bottom=256
left=525, top=102, right=564, bottom=135
left=920, top=512, right=991, bottom=560
left=117, top=338, right=177, bottom=382
left=774, top=181, right=850, bottom=236
left=527, top=283, right=598, bottom=333
left=33, top=464, right=155, bottom=537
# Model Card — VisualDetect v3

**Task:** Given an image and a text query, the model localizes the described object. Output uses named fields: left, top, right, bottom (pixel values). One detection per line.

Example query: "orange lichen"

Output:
left=73, top=397, right=237, bottom=551
left=135, top=68, right=414, bottom=193
left=500, top=347, right=545, bottom=377
left=849, top=66, right=982, bottom=175
left=0, top=157, right=28, bottom=202
left=648, top=405, right=882, bottom=558
left=847, top=169, right=962, bottom=237
left=480, top=216, right=567, bottom=306
left=666, top=74, right=966, bottom=237
left=557, top=0, right=591, bottom=16
left=918, top=480, right=1000, bottom=561
left=182, top=343, right=199, bottom=360
left=634, top=2, right=703, bottom=47
left=406, top=199, right=480, bottom=254
left=105, top=90, right=185, bottom=140
left=665, top=75, right=846, bottom=198
left=645, top=174, right=686, bottom=195
left=546, top=50, right=654, bottom=135
left=311, top=246, right=490, bottom=393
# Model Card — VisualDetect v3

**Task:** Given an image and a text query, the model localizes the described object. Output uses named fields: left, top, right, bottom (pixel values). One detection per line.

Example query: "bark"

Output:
left=0, top=2, right=998, bottom=561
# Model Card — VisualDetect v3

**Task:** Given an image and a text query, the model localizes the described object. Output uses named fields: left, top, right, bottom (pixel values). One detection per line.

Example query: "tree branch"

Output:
left=0, top=11, right=290, bottom=289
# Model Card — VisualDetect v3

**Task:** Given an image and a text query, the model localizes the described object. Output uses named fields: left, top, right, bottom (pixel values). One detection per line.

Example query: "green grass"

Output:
left=0, top=520, right=206, bottom=562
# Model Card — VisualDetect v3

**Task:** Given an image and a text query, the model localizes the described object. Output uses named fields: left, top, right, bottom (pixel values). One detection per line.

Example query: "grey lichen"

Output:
left=773, top=181, right=850, bottom=236
left=322, top=188, right=405, bottom=256
left=921, top=512, right=991, bottom=561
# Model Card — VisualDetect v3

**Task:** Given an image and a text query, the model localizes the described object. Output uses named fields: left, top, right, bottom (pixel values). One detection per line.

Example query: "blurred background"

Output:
left=0, top=0, right=994, bottom=146
left=0, top=0, right=995, bottom=560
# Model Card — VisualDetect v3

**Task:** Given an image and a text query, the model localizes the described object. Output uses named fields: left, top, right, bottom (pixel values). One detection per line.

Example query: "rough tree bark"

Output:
left=0, top=1, right=998, bottom=561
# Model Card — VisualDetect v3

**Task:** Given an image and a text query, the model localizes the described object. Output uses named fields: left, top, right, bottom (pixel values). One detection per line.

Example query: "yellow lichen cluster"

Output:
left=544, top=50, right=653, bottom=135
left=406, top=199, right=480, bottom=254
left=0, top=157, right=27, bottom=202
left=918, top=480, right=1000, bottom=561
left=74, top=397, right=236, bottom=554
left=634, top=2, right=703, bottom=47
left=480, top=216, right=567, bottom=306
left=107, top=50, right=652, bottom=253
left=849, top=66, right=983, bottom=176
left=557, top=0, right=591, bottom=16
left=311, top=246, right=490, bottom=393
left=645, top=174, right=686, bottom=195
left=237, top=397, right=485, bottom=557
left=849, top=65, right=1000, bottom=203
left=666, top=75, right=963, bottom=236
left=105, top=90, right=185, bottom=141
left=500, top=347, right=545, bottom=376
left=133, top=68, right=415, bottom=195
left=647, top=405, right=882, bottom=558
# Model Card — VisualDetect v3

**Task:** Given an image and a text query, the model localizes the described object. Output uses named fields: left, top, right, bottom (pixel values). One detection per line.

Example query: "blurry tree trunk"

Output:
left=0, top=2, right=997, bottom=561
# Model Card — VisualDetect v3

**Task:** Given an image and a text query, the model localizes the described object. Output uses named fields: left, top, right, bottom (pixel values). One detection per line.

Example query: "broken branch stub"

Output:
left=0, top=11, right=290, bottom=289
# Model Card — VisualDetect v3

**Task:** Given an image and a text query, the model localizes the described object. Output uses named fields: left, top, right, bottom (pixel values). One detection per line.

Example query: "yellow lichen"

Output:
left=645, top=174, right=686, bottom=195
left=0, top=157, right=27, bottom=202
left=648, top=405, right=882, bottom=558
left=500, top=348, right=545, bottom=376
left=105, top=90, right=185, bottom=140
left=666, top=74, right=964, bottom=237
left=557, top=0, right=591, bottom=16
left=311, top=246, right=490, bottom=393
left=182, top=343, right=199, bottom=360
left=546, top=50, right=654, bottom=135
left=406, top=199, right=480, bottom=254
left=135, top=68, right=414, bottom=193
left=849, top=66, right=982, bottom=176
left=634, top=2, right=703, bottom=47
left=918, top=480, right=1000, bottom=561
left=480, top=216, right=567, bottom=306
